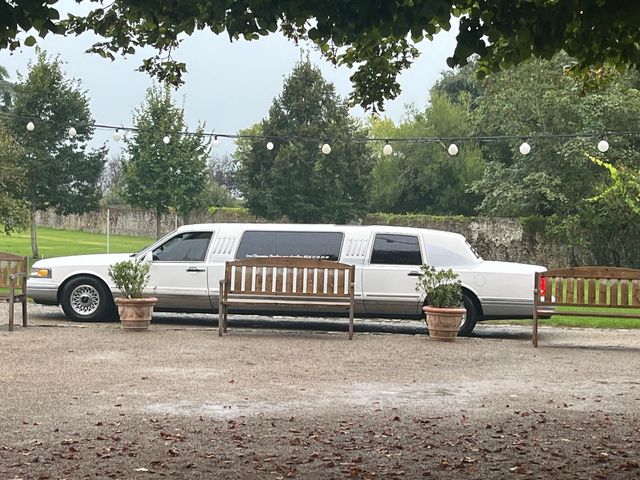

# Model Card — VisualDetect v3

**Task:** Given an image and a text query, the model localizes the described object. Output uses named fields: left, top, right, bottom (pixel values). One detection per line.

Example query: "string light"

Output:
left=2, top=112, right=634, bottom=153
left=597, top=139, right=609, bottom=152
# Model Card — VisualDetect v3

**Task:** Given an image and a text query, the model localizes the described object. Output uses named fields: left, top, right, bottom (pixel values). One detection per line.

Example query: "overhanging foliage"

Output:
left=1, top=1, right=639, bottom=110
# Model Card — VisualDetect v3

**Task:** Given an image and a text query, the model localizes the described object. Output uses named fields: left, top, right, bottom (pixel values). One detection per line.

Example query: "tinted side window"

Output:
left=236, top=231, right=343, bottom=261
left=153, top=232, right=212, bottom=262
left=371, top=234, right=422, bottom=265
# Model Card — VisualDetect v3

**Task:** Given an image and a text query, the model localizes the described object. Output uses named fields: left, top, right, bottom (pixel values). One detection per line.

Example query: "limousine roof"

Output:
left=176, top=223, right=466, bottom=240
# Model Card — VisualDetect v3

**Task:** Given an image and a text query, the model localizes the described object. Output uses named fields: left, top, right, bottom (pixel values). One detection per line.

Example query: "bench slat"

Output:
left=255, top=266, right=264, bottom=293
left=566, top=277, right=574, bottom=304
left=633, top=280, right=640, bottom=306
left=286, top=267, right=294, bottom=294
left=587, top=279, right=596, bottom=305
left=576, top=278, right=584, bottom=304
left=610, top=279, right=617, bottom=306
left=599, top=279, right=608, bottom=305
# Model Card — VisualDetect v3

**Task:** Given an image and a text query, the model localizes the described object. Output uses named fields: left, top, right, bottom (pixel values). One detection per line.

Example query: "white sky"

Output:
left=0, top=4, right=459, bottom=155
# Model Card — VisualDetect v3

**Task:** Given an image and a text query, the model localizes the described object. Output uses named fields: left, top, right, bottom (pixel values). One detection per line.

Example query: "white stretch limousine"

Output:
left=28, top=223, right=546, bottom=335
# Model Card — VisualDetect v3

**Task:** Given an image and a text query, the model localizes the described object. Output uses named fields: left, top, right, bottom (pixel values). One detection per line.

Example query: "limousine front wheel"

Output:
left=61, top=276, right=117, bottom=322
left=460, top=292, right=480, bottom=336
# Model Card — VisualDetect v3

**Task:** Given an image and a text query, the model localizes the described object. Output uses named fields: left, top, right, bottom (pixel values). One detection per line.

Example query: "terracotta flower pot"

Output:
left=115, top=297, right=157, bottom=331
left=423, top=306, right=466, bottom=342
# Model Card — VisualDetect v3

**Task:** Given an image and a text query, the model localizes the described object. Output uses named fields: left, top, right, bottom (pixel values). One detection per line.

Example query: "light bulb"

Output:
left=597, top=139, right=609, bottom=153
left=382, top=143, right=393, bottom=156
left=266, top=141, right=274, bottom=151
left=68, top=127, right=77, bottom=138
left=26, top=121, right=35, bottom=132
left=448, top=143, right=459, bottom=156
left=212, top=136, right=220, bottom=147
left=113, top=130, right=122, bottom=142
left=163, top=135, right=171, bottom=144
left=321, top=143, right=331, bottom=155
left=519, top=142, right=531, bottom=155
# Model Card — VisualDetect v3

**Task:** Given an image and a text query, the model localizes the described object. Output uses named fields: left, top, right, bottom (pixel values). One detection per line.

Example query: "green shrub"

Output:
left=415, top=265, right=463, bottom=308
left=108, top=260, right=150, bottom=298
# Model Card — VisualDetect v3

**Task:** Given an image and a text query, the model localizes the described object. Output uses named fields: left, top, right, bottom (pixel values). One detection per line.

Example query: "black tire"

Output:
left=460, top=291, right=480, bottom=336
left=61, top=276, right=117, bottom=322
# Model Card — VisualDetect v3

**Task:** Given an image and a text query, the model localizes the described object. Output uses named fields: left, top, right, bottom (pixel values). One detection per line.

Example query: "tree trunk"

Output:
left=156, top=207, right=161, bottom=239
left=30, top=206, right=39, bottom=259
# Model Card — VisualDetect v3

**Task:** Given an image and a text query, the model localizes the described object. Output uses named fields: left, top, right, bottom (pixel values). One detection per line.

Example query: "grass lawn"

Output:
left=487, top=306, right=640, bottom=329
left=0, top=228, right=155, bottom=265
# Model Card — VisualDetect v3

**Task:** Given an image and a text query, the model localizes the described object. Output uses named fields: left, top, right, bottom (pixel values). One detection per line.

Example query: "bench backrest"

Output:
left=535, top=267, right=640, bottom=309
left=0, top=252, right=28, bottom=292
left=224, top=257, right=355, bottom=298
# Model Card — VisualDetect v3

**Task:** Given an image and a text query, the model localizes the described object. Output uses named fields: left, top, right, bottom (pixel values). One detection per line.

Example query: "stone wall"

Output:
left=36, top=207, right=589, bottom=268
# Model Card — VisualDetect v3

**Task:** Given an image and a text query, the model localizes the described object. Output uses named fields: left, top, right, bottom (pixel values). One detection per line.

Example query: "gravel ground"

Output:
left=1, top=305, right=639, bottom=479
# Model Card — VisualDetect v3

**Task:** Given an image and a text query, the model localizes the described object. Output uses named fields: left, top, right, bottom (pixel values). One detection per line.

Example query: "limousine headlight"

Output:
left=31, top=267, right=52, bottom=278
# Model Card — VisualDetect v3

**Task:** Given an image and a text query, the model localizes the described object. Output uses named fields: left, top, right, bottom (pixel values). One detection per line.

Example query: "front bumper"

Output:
left=26, top=279, right=59, bottom=305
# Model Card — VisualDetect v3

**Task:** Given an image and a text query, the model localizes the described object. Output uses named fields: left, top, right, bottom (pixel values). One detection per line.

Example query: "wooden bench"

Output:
left=0, top=252, right=28, bottom=331
left=218, top=257, right=356, bottom=339
left=533, top=266, right=640, bottom=347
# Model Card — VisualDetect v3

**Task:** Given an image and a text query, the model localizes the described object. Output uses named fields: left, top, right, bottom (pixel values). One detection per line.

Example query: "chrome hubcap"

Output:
left=70, top=285, right=100, bottom=315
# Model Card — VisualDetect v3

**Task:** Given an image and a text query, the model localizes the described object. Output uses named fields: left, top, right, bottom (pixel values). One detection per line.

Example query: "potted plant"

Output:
left=415, top=265, right=466, bottom=342
left=108, top=259, right=157, bottom=331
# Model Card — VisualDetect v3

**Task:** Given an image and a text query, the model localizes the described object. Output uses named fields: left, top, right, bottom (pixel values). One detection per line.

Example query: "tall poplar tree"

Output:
left=121, top=85, right=210, bottom=237
left=236, top=59, right=373, bottom=223
left=9, top=51, right=106, bottom=258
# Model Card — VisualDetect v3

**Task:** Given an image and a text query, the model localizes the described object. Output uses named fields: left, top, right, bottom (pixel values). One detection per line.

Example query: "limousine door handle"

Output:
left=186, top=267, right=205, bottom=273
left=407, top=271, right=421, bottom=277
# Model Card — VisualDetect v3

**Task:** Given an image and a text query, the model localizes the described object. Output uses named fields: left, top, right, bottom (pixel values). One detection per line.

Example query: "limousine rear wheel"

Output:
left=460, top=292, right=480, bottom=336
left=61, top=276, right=117, bottom=322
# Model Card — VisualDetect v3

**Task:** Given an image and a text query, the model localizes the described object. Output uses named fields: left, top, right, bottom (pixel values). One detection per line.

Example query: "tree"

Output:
left=236, top=59, right=373, bottom=223
left=431, top=62, right=484, bottom=110
left=2, top=2, right=639, bottom=111
left=470, top=54, right=640, bottom=219
left=369, top=93, right=484, bottom=215
left=466, top=54, right=640, bottom=266
left=205, top=152, right=240, bottom=208
left=121, top=85, right=210, bottom=237
left=8, top=51, right=106, bottom=258
left=0, top=65, right=13, bottom=109
left=0, top=125, right=29, bottom=234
